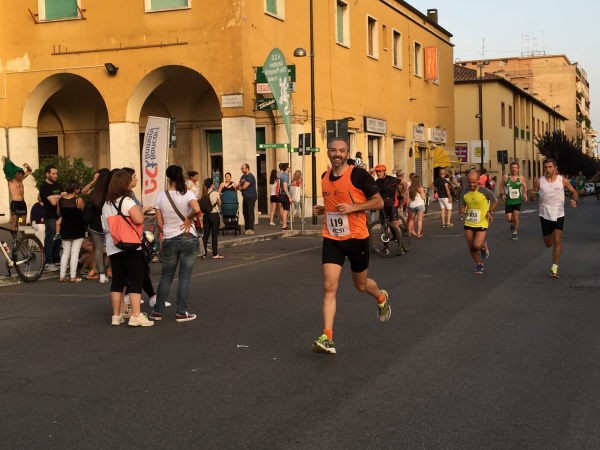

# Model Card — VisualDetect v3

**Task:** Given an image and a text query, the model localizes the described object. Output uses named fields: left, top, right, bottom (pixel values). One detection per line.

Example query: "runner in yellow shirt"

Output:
left=459, top=171, right=498, bottom=275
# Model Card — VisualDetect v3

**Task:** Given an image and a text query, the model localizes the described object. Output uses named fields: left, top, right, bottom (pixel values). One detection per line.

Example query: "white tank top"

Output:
left=409, top=190, right=425, bottom=208
left=539, top=175, right=565, bottom=220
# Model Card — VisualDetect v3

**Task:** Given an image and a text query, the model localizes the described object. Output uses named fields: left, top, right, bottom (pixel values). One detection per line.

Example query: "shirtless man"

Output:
left=2, top=156, right=32, bottom=229
left=501, top=161, right=527, bottom=240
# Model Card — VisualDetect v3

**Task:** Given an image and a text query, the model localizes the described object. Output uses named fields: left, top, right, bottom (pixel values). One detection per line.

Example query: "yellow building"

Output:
left=454, top=64, right=566, bottom=187
left=458, top=55, right=597, bottom=156
left=0, top=1, right=455, bottom=214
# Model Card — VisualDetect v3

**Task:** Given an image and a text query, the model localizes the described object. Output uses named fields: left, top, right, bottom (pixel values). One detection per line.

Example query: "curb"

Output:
left=220, top=228, right=322, bottom=248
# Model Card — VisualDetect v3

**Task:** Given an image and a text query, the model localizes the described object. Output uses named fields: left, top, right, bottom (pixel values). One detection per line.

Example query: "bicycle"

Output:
left=0, top=215, right=45, bottom=281
left=368, top=209, right=411, bottom=257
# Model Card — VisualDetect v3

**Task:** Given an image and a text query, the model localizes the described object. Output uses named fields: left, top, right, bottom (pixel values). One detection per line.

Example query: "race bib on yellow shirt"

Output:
left=326, top=212, right=350, bottom=237
left=466, top=209, right=481, bottom=223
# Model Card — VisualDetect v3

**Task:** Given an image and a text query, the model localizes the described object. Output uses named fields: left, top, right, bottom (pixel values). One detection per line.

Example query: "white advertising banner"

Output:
left=469, top=140, right=489, bottom=164
left=141, top=116, right=169, bottom=207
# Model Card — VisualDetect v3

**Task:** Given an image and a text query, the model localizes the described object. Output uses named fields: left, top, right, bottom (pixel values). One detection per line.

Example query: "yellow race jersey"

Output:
left=459, top=187, right=497, bottom=228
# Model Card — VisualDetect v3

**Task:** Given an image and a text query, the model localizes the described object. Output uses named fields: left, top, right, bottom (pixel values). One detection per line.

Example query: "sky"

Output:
left=408, top=0, right=600, bottom=138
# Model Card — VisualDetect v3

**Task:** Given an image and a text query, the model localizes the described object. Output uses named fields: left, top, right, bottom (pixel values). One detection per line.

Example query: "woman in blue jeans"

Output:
left=149, top=165, right=201, bottom=322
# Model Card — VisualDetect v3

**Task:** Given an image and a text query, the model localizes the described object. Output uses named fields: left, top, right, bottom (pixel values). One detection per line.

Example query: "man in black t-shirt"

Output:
left=434, top=167, right=453, bottom=228
left=374, top=164, right=400, bottom=228
left=38, top=165, right=63, bottom=271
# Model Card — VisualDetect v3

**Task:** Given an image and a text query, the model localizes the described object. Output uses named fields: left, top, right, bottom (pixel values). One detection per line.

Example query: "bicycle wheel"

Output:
left=368, top=221, right=399, bottom=257
left=396, top=216, right=411, bottom=253
left=13, top=235, right=45, bottom=282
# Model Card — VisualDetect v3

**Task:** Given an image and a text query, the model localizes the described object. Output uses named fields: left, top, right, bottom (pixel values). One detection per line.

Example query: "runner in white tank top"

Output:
left=534, top=158, right=579, bottom=278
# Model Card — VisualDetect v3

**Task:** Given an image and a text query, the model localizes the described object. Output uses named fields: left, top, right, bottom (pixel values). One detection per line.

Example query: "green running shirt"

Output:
left=504, top=176, right=523, bottom=205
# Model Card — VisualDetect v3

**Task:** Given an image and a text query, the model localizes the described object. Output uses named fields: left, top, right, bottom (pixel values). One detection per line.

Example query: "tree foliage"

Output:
left=535, top=130, right=599, bottom=178
left=32, top=156, right=95, bottom=190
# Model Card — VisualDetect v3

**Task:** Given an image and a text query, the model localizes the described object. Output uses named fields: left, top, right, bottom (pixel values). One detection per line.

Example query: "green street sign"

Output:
left=259, top=143, right=290, bottom=149
left=291, top=147, right=320, bottom=153
left=256, top=65, right=296, bottom=83
left=255, top=98, right=277, bottom=111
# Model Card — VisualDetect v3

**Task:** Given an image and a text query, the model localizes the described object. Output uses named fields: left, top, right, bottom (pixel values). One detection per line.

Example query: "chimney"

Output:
left=427, top=9, right=438, bottom=23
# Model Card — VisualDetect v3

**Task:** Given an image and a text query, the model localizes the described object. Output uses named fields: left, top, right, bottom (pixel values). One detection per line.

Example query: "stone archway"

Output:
left=23, top=73, right=109, bottom=168
left=126, top=65, right=222, bottom=178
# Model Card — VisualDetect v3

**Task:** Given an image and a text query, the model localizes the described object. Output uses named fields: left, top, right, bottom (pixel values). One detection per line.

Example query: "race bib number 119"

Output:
left=326, top=212, right=350, bottom=237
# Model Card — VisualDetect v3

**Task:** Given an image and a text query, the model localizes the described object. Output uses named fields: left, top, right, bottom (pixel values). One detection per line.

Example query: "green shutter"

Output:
left=256, top=128, right=266, bottom=149
left=266, top=0, right=277, bottom=14
left=45, top=0, right=78, bottom=20
left=208, top=131, right=222, bottom=154
left=151, top=0, right=188, bottom=10
left=336, top=4, right=344, bottom=42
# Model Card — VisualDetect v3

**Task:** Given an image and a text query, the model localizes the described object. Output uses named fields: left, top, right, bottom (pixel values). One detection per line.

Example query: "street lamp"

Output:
left=477, top=60, right=489, bottom=170
left=294, top=0, right=317, bottom=225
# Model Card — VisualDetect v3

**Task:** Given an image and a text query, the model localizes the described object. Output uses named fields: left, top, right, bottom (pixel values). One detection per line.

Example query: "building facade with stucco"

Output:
left=0, top=0, right=456, bottom=216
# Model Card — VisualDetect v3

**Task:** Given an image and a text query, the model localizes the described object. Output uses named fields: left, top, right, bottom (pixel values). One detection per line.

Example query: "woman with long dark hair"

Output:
left=268, top=169, right=280, bottom=226
left=408, top=175, right=426, bottom=238
left=149, top=165, right=201, bottom=322
left=201, top=177, right=222, bottom=259
left=102, top=169, right=153, bottom=327
left=58, top=180, right=86, bottom=282
left=87, top=170, right=111, bottom=282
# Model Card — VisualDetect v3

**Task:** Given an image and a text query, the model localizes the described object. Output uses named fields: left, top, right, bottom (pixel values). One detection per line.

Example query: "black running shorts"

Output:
left=540, top=216, right=564, bottom=236
left=322, top=237, right=369, bottom=273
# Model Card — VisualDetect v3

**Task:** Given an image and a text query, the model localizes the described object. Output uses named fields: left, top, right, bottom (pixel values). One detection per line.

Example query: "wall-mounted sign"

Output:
left=428, top=127, right=447, bottom=143
left=470, top=140, right=489, bottom=164
left=222, top=94, right=243, bottom=108
left=413, top=124, right=426, bottom=142
left=364, top=117, right=387, bottom=134
left=256, top=65, right=296, bottom=83
left=454, top=142, right=469, bottom=163
left=255, top=98, right=277, bottom=110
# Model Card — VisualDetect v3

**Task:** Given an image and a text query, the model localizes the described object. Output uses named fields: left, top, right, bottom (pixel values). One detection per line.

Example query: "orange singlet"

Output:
left=322, top=165, right=369, bottom=240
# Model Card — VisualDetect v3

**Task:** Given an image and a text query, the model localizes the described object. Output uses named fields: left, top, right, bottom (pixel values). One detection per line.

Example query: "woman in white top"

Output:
left=185, top=170, right=201, bottom=199
left=101, top=169, right=153, bottom=327
left=268, top=169, right=280, bottom=226
left=200, top=177, right=222, bottom=259
left=150, top=165, right=201, bottom=322
left=408, top=175, right=426, bottom=237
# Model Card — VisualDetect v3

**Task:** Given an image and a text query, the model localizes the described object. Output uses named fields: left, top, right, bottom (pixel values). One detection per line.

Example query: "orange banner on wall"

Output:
left=425, top=46, right=438, bottom=80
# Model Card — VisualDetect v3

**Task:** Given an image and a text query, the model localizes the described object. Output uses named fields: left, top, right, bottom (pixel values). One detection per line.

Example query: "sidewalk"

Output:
left=0, top=202, right=454, bottom=287
left=217, top=213, right=322, bottom=248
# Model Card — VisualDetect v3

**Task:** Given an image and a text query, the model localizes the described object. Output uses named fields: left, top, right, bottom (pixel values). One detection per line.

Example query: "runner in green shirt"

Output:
left=501, top=161, right=527, bottom=240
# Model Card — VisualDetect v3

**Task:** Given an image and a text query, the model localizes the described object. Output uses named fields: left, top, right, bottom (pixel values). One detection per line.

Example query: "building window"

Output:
left=392, top=30, right=402, bottom=69
left=265, top=0, right=285, bottom=19
left=38, top=0, right=80, bottom=21
left=336, top=1, right=349, bottom=46
left=501, top=102, right=506, bottom=127
left=367, top=16, right=379, bottom=59
left=145, top=0, right=190, bottom=11
left=508, top=105, right=513, bottom=129
left=413, top=41, right=423, bottom=77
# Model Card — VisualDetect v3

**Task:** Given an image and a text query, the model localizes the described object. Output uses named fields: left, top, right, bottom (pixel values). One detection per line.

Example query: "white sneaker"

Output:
left=99, top=274, right=109, bottom=283
left=128, top=313, right=155, bottom=327
left=148, top=295, right=171, bottom=308
left=111, top=315, right=124, bottom=326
